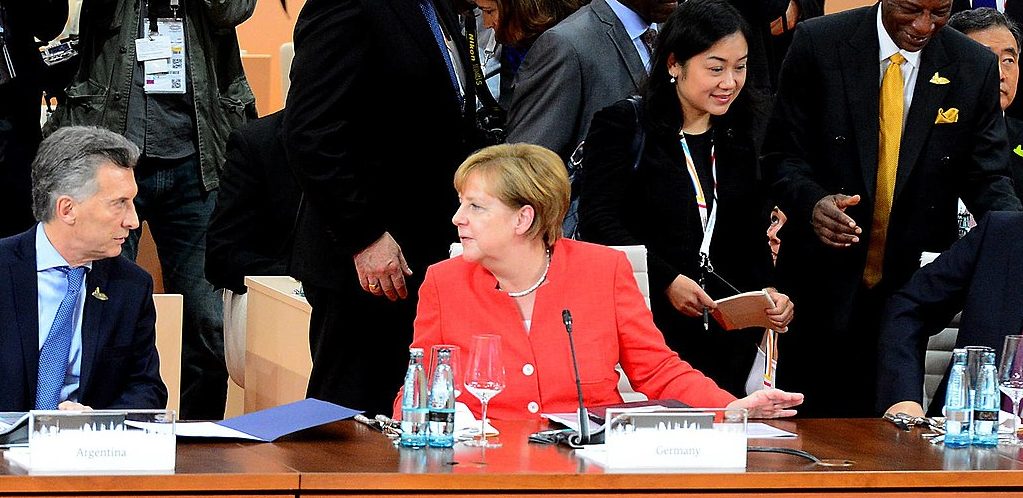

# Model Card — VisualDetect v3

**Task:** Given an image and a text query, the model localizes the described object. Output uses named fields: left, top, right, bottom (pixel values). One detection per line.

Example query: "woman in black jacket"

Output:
left=578, top=0, right=793, bottom=397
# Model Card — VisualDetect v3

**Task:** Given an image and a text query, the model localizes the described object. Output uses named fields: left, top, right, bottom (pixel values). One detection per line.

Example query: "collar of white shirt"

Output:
left=606, top=0, right=656, bottom=44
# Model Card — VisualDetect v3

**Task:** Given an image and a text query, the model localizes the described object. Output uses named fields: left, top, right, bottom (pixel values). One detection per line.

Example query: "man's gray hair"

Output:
left=32, top=126, right=140, bottom=222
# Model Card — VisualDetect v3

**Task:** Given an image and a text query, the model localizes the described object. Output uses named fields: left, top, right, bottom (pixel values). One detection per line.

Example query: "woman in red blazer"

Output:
left=397, top=143, right=802, bottom=421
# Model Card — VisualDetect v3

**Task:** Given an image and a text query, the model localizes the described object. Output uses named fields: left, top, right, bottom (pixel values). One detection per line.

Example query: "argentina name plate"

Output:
left=12, top=409, right=176, bottom=474
left=603, top=408, right=747, bottom=470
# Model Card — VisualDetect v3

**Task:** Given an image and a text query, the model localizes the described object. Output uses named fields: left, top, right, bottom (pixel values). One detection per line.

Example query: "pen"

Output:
left=703, top=305, right=709, bottom=331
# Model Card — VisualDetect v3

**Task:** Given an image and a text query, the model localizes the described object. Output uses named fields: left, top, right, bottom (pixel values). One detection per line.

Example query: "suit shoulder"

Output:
left=984, top=211, right=1023, bottom=232
left=537, top=4, right=602, bottom=47
left=938, top=28, right=998, bottom=64
left=799, top=6, right=869, bottom=39
left=100, top=255, right=154, bottom=287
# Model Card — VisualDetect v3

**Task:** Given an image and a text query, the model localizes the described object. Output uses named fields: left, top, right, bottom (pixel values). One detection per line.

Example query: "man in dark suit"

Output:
left=206, top=111, right=300, bottom=296
left=0, top=0, right=68, bottom=237
left=0, top=126, right=166, bottom=411
left=283, top=0, right=480, bottom=416
left=878, top=211, right=1023, bottom=417
left=506, top=0, right=677, bottom=162
left=763, top=0, right=1022, bottom=417
left=948, top=8, right=1023, bottom=202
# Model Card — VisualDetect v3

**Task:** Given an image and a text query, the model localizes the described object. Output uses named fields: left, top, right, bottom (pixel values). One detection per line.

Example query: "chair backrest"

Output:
left=280, top=42, right=295, bottom=102
left=153, top=294, right=183, bottom=415
left=923, top=314, right=960, bottom=410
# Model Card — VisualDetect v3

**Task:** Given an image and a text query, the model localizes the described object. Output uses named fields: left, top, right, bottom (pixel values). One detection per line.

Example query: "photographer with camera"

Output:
left=0, top=0, right=68, bottom=237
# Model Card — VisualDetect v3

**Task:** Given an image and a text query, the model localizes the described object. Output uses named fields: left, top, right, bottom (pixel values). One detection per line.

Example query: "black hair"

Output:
left=642, top=0, right=757, bottom=137
left=949, top=7, right=1022, bottom=51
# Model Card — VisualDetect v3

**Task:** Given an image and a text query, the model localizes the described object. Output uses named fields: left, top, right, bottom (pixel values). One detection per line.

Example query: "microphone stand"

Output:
left=562, top=309, right=591, bottom=445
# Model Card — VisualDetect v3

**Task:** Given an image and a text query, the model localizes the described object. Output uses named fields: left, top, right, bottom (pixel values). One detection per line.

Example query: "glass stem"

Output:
left=480, top=400, right=489, bottom=445
left=1014, top=400, right=1021, bottom=444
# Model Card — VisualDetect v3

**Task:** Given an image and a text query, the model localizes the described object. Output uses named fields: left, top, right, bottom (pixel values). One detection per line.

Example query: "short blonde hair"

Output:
left=454, top=143, right=569, bottom=246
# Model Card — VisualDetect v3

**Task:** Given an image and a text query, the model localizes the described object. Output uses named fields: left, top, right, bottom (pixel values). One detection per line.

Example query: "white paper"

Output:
left=745, top=423, right=797, bottom=438
left=134, top=37, right=172, bottom=61
left=145, top=59, right=170, bottom=74
left=454, top=402, right=498, bottom=439
left=127, top=420, right=262, bottom=440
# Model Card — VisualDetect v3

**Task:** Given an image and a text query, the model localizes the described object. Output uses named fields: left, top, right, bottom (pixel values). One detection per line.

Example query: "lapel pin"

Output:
left=929, top=72, right=951, bottom=85
left=91, top=287, right=109, bottom=301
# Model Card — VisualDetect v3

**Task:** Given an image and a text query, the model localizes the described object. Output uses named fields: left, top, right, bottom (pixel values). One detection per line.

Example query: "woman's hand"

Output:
left=764, top=288, right=794, bottom=332
left=666, top=274, right=716, bottom=317
left=726, top=388, right=803, bottom=418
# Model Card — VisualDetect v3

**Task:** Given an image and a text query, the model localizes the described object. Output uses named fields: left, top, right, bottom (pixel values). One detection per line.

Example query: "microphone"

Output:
left=562, top=309, right=591, bottom=445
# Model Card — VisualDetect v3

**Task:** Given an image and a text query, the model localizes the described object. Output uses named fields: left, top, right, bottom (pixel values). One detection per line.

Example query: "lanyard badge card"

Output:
left=136, top=0, right=186, bottom=94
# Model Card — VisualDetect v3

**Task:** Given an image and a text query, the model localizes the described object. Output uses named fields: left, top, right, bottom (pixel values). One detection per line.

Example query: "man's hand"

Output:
left=666, top=274, right=716, bottom=317
left=812, top=194, right=862, bottom=247
left=354, top=232, right=413, bottom=301
left=58, top=401, right=93, bottom=411
left=770, top=0, right=800, bottom=36
left=885, top=401, right=925, bottom=418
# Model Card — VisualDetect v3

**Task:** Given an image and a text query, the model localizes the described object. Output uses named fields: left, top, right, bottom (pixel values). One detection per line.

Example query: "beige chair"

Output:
left=922, top=315, right=960, bottom=411
left=448, top=243, right=649, bottom=401
left=153, top=294, right=183, bottom=416
left=280, top=42, right=295, bottom=102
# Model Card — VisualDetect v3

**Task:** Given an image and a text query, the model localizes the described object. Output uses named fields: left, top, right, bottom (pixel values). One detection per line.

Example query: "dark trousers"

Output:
left=0, top=119, right=39, bottom=237
left=779, top=284, right=888, bottom=418
left=303, top=281, right=417, bottom=417
left=124, top=154, right=227, bottom=420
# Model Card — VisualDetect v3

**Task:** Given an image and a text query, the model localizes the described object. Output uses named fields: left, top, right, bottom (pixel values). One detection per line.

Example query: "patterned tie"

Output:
left=418, top=0, right=463, bottom=108
left=640, top=27, right=658, bottom=58
left=864, top=53, right=906, bottom=288
left=35, top=266, right=87, bottom=410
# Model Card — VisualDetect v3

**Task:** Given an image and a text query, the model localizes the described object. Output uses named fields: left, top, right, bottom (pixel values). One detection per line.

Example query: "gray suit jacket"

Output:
left=506, top=0, right=648, bottom=161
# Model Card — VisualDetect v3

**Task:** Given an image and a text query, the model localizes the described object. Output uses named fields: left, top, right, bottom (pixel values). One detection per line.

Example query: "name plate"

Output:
left=11, top=409, right=176, bottom=474
left=604, top=408, right=747, bottom=470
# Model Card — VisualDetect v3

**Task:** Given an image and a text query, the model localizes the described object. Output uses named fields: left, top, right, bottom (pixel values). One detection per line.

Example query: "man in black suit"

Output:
left=0, top=0, right=68, bottom=237
left=206, top=111, right=300, bottom=296
left=283, top=0, right=479, bottom=415
left=948, top=8, right=1023, bottom=202
left=0, top=126, right=166, bottom=411
left=878, top=212, right=1023, bottom=417
left=763, top=0, right=1022, bottom=417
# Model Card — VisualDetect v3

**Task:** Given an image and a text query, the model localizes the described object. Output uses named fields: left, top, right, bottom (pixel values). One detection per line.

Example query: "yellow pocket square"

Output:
left=935, top=107, right=959, bottom=124
left=1014, top=145, right=1023, bottom=158
left=929, top=72, right=951, bottom=85
left=91, top=287, right=109, bottom=301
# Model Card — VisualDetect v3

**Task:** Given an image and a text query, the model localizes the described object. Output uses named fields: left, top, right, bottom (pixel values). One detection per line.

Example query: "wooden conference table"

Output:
left=3, top=418, right=1023, bottom=496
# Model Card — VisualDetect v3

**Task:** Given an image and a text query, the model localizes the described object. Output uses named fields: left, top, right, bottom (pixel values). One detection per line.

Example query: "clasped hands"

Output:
left=666, top=275, right=794, bottom=331
left=354, top=232, right=413, bottom=301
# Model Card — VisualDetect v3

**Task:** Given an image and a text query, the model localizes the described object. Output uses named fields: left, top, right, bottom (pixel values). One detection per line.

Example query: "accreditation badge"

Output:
left=139, top=18, right=186, bottom=94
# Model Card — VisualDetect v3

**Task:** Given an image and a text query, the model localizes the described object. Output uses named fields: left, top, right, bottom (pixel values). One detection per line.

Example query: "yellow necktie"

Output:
left=864, top=53, right=906, bottom=288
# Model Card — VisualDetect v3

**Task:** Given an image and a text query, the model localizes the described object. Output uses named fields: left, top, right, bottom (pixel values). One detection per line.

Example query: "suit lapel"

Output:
left=894, top=34, right=955, bottom=203
left=11, top=231, right=41, bottom=401
left=840, top=6, right=882, bottom=200
left=593, top=0, right=647, bottom=90
left=79, top=258, right=111, bottom=398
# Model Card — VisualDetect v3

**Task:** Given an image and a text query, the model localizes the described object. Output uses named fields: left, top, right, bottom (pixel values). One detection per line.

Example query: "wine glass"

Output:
left=998, top=335, right=1023, bottom=445
left=463, top=334, right=506, bottom=448
left=430, top=345, right=462, bottom=398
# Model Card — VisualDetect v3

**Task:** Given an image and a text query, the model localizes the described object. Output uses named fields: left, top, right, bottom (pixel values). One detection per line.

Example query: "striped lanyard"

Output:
left=679, top=133, right=718, bottom=258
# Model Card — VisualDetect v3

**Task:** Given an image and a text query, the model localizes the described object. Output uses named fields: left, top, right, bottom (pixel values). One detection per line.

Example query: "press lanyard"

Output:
left=679, top=133, right=717, bottom=257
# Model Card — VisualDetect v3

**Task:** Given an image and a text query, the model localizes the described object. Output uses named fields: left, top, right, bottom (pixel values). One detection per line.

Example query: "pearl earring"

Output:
left=669, top=75, right=676, bottom=84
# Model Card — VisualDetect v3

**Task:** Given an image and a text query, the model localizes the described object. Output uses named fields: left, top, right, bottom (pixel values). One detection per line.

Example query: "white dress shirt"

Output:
left=606, top=0, right=657, bottom=72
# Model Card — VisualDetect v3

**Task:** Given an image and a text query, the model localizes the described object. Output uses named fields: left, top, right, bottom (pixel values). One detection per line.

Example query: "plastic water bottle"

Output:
left=427, top=347, right=456, bottom=448
left=972, top=351, right=999, bottom=446
left=944, top=349, right=972, bottom=448
left=400, top=348, right=429, bottom=448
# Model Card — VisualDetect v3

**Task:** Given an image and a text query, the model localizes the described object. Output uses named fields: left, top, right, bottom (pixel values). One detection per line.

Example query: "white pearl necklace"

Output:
left=506, top=248, right=551, bottom=298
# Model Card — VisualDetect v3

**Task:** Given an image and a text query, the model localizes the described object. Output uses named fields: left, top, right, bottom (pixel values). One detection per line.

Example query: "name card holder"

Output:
left=604, top=408, right=747, bottom=470
left=9, top=409, right=175, bottom=474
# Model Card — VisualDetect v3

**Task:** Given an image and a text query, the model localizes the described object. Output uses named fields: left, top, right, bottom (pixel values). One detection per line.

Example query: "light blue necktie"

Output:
left=35, top=266, right=86, bottom=410
left=418, top=0, right=463, bottom=108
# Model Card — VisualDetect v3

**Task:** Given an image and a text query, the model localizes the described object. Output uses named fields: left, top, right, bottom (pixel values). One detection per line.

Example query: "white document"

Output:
left=143, top=19, right=186, bottom=94
left=134, top=37, right=171, bottom=61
